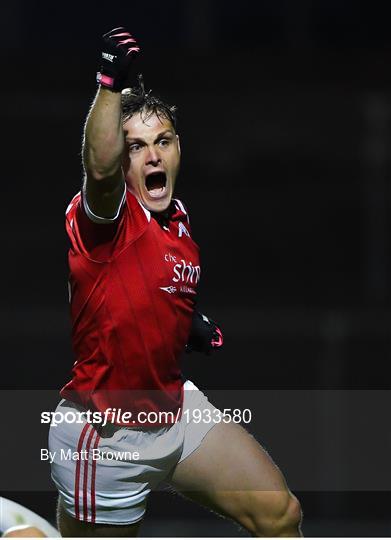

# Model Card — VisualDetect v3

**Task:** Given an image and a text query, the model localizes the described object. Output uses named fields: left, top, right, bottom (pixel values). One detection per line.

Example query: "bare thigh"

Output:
left=168, top=421, right=291, bottom=521
left=57, top=500, right=141, bottom=538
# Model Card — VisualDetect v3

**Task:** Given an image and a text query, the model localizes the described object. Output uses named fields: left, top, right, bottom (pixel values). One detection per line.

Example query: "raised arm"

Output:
left=83, top=28, right=140, bottom=220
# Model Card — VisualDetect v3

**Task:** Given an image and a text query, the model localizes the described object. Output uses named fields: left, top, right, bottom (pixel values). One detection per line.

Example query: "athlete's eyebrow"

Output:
left=126, top=137, right=145, bottom=145
left=125, top=130, right=174, bottom=145
left=154, top=130, right=174, bottom=142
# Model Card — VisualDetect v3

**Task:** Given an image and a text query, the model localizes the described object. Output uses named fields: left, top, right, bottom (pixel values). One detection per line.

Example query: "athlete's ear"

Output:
left=176, top=134, right=181, bottom=155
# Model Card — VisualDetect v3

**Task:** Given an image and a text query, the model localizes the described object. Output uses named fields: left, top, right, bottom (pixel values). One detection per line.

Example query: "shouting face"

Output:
left=123, top=111, right=180, bottom=213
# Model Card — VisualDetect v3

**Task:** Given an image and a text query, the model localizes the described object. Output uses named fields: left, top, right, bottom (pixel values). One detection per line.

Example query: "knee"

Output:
left=240, top=491, right=302, bottom=537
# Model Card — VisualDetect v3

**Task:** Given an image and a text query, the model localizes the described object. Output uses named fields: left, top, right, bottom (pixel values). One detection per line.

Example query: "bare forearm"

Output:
left=83, top=87, right=124, bottom=180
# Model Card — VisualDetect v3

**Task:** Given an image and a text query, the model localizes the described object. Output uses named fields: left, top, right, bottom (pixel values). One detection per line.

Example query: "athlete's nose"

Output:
left=145, top=146, right=161, bottom=166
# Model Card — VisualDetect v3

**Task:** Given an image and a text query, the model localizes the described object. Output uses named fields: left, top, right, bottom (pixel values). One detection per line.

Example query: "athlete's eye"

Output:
left=158, top=139, right=170, bottom=148
left=129, top=143, right=142, bottom=153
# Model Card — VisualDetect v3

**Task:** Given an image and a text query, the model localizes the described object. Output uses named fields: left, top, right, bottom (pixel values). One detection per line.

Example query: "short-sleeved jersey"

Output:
left=61, top=188, right=200, bottom=425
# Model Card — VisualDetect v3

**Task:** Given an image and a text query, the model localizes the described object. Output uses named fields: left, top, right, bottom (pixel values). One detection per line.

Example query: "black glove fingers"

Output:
left=117, top=36, right=137, bottom=44
left=186, top=310, right=223, bottom=355
left=111, top=32, right=133, bottom=39
left=211, top=327, right=223, bottom=347
left=103, top=26, right=126, bottom=38
left=112, top=35, right=139, bottom=55
left=98, top=26, right=140, bottom=91
left=126, top=46, right=140, bottom=56
left=102, top=27, right=138, bottom=49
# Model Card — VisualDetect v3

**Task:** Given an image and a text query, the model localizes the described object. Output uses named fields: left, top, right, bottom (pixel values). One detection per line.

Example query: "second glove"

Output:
left=186, top=311, right=224, bottom=355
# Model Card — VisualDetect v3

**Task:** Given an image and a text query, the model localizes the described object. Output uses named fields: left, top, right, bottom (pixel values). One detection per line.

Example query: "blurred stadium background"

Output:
left=1, top=0, right=391, bottom=536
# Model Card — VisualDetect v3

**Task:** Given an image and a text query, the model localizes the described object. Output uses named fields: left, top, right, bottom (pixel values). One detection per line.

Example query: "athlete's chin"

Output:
left=142, top=194, right=172, bottom=213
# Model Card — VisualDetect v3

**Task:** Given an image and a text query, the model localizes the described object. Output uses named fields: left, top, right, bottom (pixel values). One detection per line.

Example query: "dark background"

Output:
left=1, top=0, right=391, bottom=536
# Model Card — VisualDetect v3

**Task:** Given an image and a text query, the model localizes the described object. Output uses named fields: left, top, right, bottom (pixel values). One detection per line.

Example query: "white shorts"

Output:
left=49, top=380, right=217, bottom=525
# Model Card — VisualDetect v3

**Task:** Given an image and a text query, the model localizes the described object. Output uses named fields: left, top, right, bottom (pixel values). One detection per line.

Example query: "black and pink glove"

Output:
left=186, top=311, right=224, bottom=355
left=96, top=27, right=140, bottom=92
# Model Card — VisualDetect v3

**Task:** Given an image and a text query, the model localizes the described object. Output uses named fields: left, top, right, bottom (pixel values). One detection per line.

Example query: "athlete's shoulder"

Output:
left=65, top=188, right=151, bottom=260
left=65, top=188, right=148, bottom=228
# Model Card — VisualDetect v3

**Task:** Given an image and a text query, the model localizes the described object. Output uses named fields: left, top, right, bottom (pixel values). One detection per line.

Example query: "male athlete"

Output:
left=49, top=27, right=302, bottom=537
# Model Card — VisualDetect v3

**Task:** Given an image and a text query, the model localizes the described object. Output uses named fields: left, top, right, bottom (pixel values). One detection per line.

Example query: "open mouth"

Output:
left=145, top=172, right=167, bottom=199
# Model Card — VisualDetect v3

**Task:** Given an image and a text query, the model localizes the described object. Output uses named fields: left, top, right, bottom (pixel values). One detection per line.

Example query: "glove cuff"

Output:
left=96, top=72, right=114, bottom=87
left=97, top=71, right=128, bottom=92
left=97, top=72, right=127, bottom=92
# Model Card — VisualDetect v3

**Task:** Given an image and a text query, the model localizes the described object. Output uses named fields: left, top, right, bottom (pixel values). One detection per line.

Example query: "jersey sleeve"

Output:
left=82, top=183, right=126, bottom=224
left=65, top=189, right=150, bottom=262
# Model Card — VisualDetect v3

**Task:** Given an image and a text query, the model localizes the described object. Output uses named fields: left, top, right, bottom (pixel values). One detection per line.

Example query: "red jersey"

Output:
left=61, top=188, right=200, bottom=425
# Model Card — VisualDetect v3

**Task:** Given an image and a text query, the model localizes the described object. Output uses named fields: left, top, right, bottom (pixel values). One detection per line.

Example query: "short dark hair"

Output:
left=121, top=74, right=177, bottom=130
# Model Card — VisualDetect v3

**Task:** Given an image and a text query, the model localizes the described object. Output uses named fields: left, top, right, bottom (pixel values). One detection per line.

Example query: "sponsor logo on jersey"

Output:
left=180, top=285, right=196, bottom=294
left=163, top=253, right=201, bottom=288
left=165, top=253, right=177, bottom=263
left=173, top=259, right=201, bottom=284
left=178, top=222, right=190, bottom=238
left=160, top=286, right=177, bottom=294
